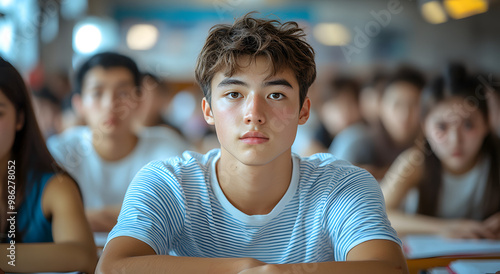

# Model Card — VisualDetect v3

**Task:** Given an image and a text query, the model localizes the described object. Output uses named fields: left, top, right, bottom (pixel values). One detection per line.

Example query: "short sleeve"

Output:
left=106, top=161, right=186, bottom=255
left=324, top=168, right=401, bottom=261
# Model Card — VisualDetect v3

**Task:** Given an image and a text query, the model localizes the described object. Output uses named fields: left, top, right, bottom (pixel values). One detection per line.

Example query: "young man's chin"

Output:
left=91, top=124, right=129, bottom=139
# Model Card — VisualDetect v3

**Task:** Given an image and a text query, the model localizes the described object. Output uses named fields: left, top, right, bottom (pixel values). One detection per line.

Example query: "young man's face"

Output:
left=75, top=66, right=138, bottom=137
left=202, top=56, right=310, bottom=165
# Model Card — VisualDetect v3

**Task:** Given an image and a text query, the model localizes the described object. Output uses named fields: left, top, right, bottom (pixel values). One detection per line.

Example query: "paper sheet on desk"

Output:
left=449, top=260, right=500, bottom=274
left=404, top=235, right=500, bottom=259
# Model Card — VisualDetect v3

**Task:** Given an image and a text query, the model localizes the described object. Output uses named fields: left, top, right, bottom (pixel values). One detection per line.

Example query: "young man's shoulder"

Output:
left=297, top=152, right=375, bottom=189
left=299, top=152, right=364, bottom=174
left=46, top=126, right=92, bottom=157
left=47, top=126, right=91, bottom=145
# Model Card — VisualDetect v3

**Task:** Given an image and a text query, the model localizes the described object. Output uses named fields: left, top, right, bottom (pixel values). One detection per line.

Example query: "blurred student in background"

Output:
left=359, top=72, right=387, bottom=128
left=333, top=66, right=425, bottom=180
left=329, top=72, right=387, bottom=162
left=0, top=57, right=97, bottom=273
left=32, top=85, right=63, bottom=139
left=485, top=75, right=500, bottom=136
left=304, top=76, right=362, bottom=155
left=134, top=72, right=184, bottom=138
left=47, top=52, right=188, bottom=232
left=382, top=64, right=500, bottom=239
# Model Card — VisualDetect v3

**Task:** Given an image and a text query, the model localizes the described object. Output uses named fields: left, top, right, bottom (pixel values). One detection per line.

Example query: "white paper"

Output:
left=449, top=259, right=500, bottom=274
left=404, top=235, right=500, bottom=259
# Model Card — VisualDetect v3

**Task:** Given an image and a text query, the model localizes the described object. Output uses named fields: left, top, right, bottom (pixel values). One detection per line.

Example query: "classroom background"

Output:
left=1, top=0, right=499, bottom=153
left=1, top=0, right=499, bottom=273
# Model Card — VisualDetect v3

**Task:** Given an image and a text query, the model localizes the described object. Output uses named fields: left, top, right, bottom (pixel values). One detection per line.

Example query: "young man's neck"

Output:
left=216, top=149, right=294, bottom=216
left=92, top=131, right=138, bottom=162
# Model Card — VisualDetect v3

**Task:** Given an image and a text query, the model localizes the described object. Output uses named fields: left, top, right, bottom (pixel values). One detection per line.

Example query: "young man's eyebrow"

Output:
left=263, top=79, right=293, bottom=89
left=116, top=81, right=136, bottom=88
left=0, top=102, right=6, bottom=107
left=217, top=78, right=249, bottom=88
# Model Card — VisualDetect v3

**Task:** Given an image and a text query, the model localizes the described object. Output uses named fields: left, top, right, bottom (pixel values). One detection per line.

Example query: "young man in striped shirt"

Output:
left=97, top=13, right=408, bottom=274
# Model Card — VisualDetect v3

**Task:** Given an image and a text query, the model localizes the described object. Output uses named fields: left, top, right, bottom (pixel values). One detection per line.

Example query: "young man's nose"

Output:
left=243, top=94, right=266, bottom=125
left=102, top=92, right=122, bottom=110
left=448, top=127, right=462, bottom=145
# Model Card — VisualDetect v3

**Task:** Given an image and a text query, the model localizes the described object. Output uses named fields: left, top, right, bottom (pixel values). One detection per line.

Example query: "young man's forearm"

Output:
left=0, top=242, right=97, bottom=274
left=97, top=256, right=407, bottom=274
left=96, top=255, right=265, bottom=274
left=256, top=260, right=407, bottom=274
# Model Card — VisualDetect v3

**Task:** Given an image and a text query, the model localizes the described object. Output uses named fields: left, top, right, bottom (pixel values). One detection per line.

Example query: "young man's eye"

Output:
left=436, top=122, right=447, bottom=131
left=118, top=90, right=130, bottom=98
left=92, top=91, right=103, bottom=98
left=226, top=92, right=241, bottom=99
left=268, top=93, right=285, bottom=100
left=464, top=120, right=474, bottom=130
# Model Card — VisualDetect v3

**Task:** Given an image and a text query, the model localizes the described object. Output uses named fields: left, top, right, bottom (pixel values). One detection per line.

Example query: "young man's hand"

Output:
left=237, top=264, right=280, bottom=274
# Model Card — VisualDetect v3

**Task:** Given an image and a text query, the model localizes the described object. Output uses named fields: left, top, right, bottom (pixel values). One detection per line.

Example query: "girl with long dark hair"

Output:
left=382, top=64, right=500, bottom=238
left=0, top=58, right=97, bottom=273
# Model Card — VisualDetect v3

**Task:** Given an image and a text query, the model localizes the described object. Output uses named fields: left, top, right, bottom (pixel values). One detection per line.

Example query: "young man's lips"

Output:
left=103, top=117, right=119, bottom=126
left=240, top=131, right=269, bottom=144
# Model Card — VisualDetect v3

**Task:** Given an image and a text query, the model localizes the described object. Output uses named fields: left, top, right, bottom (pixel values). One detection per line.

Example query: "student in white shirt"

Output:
left=47, top=52, right=188, bottom=232
left=382, top=63, right=500, bottom=238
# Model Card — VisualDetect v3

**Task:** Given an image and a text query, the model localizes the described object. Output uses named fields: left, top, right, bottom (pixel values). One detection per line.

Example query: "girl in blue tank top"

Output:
left=0, top=58, right=97, bottom=273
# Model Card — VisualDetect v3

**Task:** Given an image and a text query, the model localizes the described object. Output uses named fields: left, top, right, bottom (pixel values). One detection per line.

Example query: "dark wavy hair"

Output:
left=195, top=12, right=316, bottom=108
left=417, top=63, right=500, bottom=219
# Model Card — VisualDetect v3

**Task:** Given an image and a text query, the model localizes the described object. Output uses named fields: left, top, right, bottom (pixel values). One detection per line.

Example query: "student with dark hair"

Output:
left=382, top=63, right=500, bottom=238
left=47, top=52, right=188, bottom=232
left=97, top=13, right=407, bottom=273
left=134, top=72, right=184, bottom=137
left=32, top=85, right=63, bottom=139
left=0, top=57, right=97, bottom=273
left=485, top=74, right=500, bottom=136
left=332, top=65, right=425, bottom=180
left=359, top=71, right=388, bottom=127
left=305, top=76, right=362, bottom=155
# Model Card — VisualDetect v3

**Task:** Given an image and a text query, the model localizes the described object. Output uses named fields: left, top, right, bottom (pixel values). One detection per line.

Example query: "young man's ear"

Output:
left=71, top=94, right=84, bottom=117
left=202, top=97, right=215, bottom=125
left=298, top=97, right=311, bottom=125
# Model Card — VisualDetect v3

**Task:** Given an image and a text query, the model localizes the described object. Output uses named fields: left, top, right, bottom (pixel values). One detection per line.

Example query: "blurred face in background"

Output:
left=75, top=66, right=138, bottom=137
left=320, top=90, right=361, bottom=136
left=379, top=81, right=421, bottom=146
left=136, top=75, right=170, bottom=127
left=360, top=85, right=383, bottom=126
left=424, top=97, right=489, bottom=174
left=32, top=97, right=61, bottom=139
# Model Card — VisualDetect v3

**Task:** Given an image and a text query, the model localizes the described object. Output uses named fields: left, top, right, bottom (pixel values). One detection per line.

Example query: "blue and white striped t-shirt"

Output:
left=107, top=149, right=401, bottom=263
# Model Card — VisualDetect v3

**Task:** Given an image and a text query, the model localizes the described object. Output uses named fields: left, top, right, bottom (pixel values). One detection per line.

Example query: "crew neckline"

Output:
left=210, top=151, right=300, bottom=226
